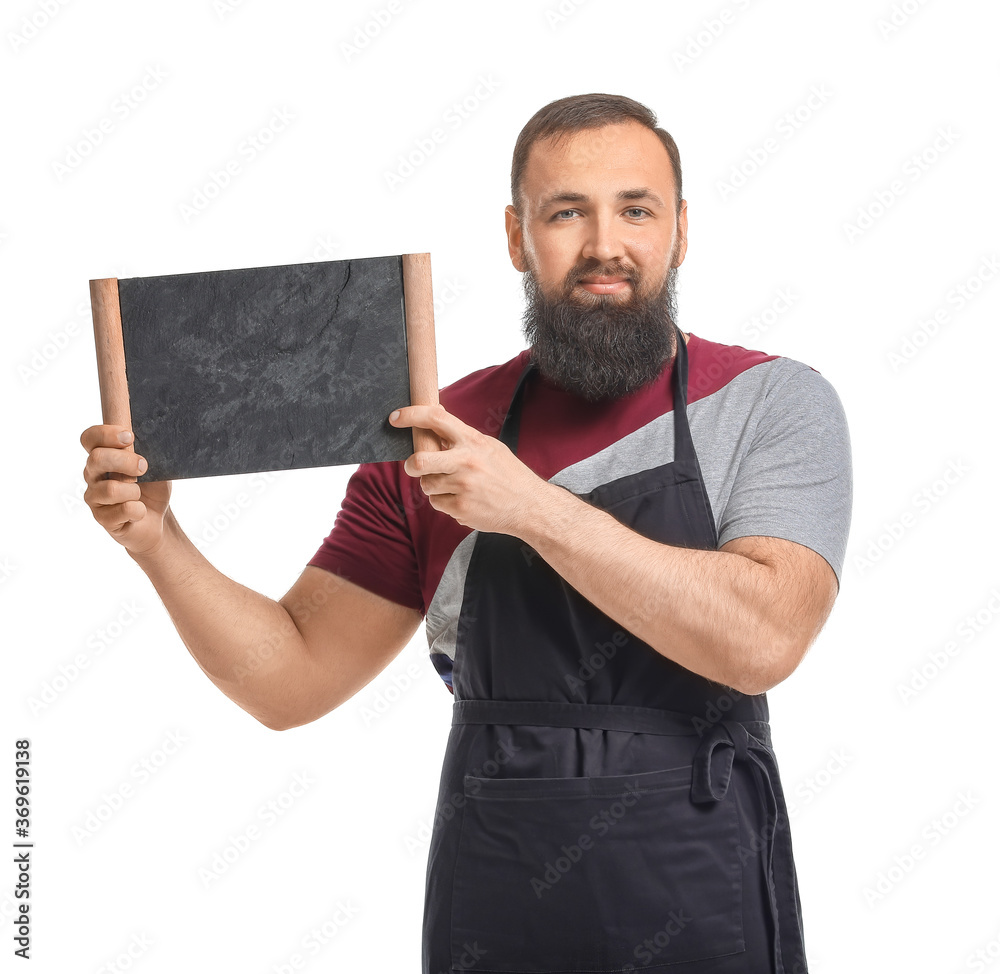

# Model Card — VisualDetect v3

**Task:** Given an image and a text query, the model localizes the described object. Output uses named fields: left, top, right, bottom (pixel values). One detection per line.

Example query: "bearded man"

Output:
left=82, top=93, right=852, bottom=973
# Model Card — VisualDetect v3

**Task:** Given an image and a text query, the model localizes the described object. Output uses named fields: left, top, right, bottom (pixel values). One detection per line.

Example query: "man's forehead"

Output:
left=521, top=121, right=675, bottom=207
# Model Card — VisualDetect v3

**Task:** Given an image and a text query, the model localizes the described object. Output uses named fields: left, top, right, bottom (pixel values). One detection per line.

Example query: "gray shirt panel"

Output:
left=692, top=358, right=853, bottom=588
left=548, top=356, right=853, bottom=587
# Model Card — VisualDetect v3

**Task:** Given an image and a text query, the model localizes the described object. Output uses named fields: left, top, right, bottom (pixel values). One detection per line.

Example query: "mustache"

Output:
left=565, top=260, right=639, bottom=288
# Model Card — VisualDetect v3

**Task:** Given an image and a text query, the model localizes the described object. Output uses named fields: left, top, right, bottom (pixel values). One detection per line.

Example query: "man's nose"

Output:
left=580, top=213, right=626, bottom=264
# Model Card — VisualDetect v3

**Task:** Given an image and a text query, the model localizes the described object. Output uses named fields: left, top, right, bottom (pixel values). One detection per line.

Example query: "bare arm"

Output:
left=82, top=425, right=423, bottom=730
left=130, top=514, right=422, bottom=729
left=517, top=487, right=837, bottom=695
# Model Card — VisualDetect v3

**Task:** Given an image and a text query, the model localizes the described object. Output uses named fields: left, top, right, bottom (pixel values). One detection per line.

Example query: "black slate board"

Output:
left=116, top=255, right=414, bottom=482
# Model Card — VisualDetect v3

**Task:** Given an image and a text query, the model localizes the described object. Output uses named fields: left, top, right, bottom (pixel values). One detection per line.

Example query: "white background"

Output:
left=3, top=0, right=999, bottom=971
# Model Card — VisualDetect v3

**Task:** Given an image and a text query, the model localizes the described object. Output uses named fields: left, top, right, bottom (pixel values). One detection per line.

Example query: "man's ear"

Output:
left=672, top=199, right=689, bottom=268
left=505, top=204, right=527, bottom=272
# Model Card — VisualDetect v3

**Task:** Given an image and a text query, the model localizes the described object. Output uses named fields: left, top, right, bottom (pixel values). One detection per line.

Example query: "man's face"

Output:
left=505, top=120, right=688, bottom=401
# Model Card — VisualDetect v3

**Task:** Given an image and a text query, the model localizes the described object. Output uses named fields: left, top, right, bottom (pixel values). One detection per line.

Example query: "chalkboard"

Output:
left=89, top=253, right=438, bottom=483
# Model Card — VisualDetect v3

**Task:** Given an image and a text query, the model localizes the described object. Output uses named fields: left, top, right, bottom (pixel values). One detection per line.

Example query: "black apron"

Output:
left=421, top=328, right=807, bottom=974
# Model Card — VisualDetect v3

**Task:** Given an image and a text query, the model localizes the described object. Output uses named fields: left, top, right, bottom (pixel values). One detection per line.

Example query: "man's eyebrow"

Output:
left=538, top=188, right=667, bottom=209
left=617, top=187, right=666, bottom=207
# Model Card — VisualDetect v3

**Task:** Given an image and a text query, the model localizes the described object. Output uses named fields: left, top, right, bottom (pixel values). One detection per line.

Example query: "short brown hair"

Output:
left=510, top=93, right=683, bottom=215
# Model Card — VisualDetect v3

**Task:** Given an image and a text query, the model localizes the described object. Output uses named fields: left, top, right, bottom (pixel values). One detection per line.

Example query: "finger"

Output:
left=389, top=404, right=473, bottom=444
left=83, top=446, right=148, bottom=485
left=424, top=492, right=465, bottom=523
left=84, top=477, right=142, bottom=510
left=415, top=473, right=457, bottom=496
left=403, top=448, right=459, bottom=478
left=81, top=425, right=135, bottom=452
left=90, top=498, right=148, bottom=532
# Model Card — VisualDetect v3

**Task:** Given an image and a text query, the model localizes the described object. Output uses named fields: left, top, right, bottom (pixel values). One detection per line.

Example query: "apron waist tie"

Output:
left=692, top=719, right=807, bottom=974
left=452, top=699, right=804, bottom=974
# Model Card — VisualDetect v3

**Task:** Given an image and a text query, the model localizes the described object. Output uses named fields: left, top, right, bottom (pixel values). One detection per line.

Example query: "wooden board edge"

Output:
left=401, top=252, right=441, bottom=453
left=89, top=277, right=137, bottom=484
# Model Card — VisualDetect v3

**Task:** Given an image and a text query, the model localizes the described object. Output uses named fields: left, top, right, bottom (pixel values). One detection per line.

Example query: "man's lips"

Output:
left=576, top=275, right=631, bottom=294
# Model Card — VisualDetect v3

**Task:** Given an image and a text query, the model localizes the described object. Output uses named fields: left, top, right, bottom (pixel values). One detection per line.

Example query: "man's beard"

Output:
left=520, top=257, right=679, bottom=402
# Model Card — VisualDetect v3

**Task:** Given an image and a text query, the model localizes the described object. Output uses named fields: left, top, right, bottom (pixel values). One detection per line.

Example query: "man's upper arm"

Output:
left=267, top=459, right=427, bottom=728
left=713, top=363, right=852, bottom=687
left=720, top=535, right=838, bottom=686
left=718, top=364, right=853, bottom=593
left=273, top=566, right=423, bottom=728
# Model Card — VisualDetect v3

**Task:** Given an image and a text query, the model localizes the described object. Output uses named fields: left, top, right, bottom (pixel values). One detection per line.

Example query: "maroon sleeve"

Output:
left=307, top=459, right=425, bottom=613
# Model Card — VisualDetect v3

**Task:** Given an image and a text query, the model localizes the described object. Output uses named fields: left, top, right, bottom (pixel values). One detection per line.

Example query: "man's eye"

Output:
left=626, top=207, right=648, bottom=218
left=553, top=209, right=577, bottom=220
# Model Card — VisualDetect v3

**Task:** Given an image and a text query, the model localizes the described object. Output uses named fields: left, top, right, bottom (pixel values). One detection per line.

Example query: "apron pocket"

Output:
left=450, top=764, right=744, bottom=972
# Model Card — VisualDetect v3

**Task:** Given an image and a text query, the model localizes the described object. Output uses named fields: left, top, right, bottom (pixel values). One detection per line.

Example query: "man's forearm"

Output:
left=518, top=483, right=794, bottom=694
left=128, top=509, right=311, bottom=726
left=389, top=401, right=834, bottom=693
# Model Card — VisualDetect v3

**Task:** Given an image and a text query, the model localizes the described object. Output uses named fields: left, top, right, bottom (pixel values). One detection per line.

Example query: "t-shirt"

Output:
left=308, top=331, right=853, bottom=692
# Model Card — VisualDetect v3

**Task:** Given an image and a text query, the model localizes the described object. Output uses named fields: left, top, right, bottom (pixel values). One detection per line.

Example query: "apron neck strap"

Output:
left=498, top=325, right=697, bottom=462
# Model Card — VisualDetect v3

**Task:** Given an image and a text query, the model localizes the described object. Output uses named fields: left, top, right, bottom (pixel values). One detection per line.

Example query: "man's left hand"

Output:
left=389, top=404, right=553, bottom=535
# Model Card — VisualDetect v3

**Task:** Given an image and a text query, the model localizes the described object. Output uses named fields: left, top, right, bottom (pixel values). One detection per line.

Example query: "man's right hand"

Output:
left=81, top=425, right=172, bottom=556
